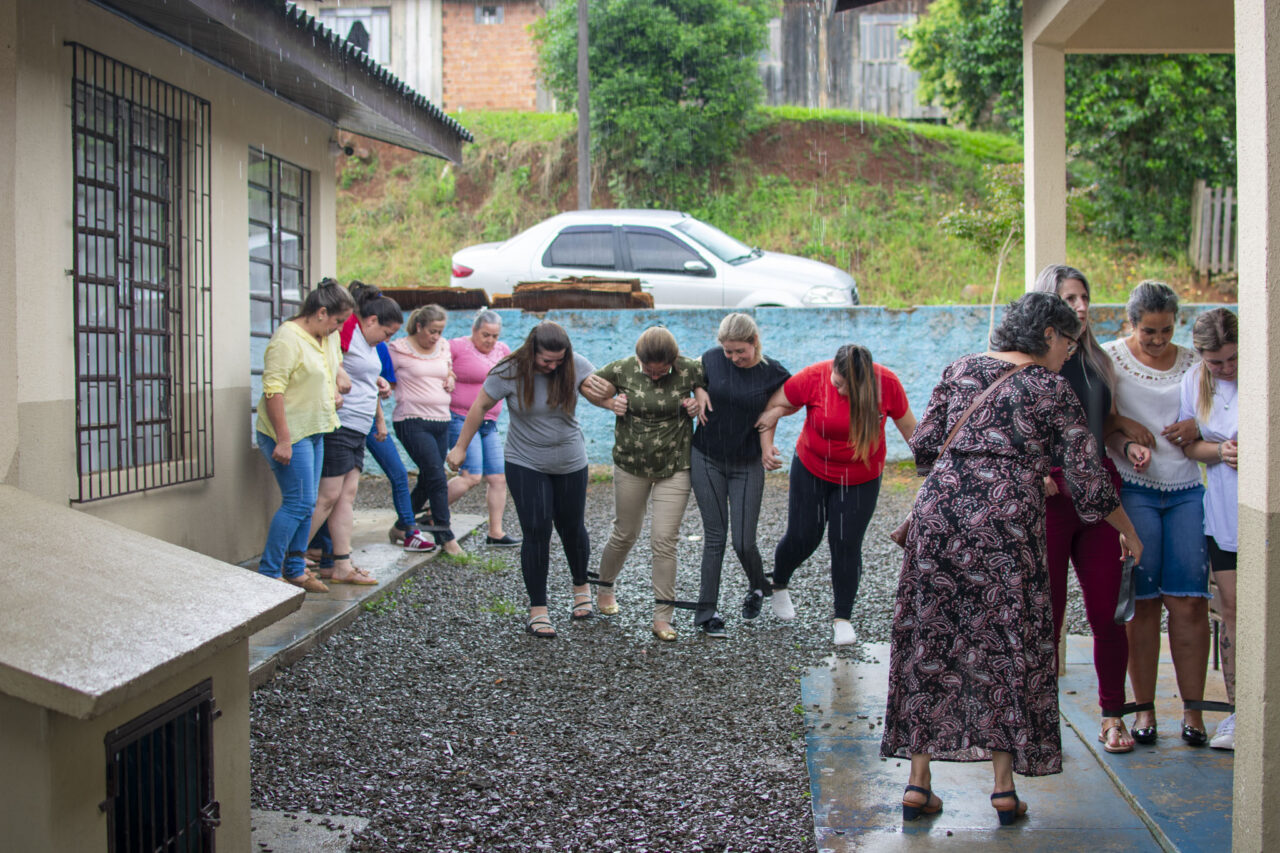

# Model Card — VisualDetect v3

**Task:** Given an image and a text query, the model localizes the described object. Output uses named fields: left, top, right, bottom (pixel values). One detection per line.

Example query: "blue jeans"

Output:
left=448, top=414, right=505, bottom=476
left=395, top=418, right=454, bottom=543
left=1120, top=482, right=1209, bottom=599
left=366, top=422, right=416, bottom=530
left=257, top=431, right=324, bottom=579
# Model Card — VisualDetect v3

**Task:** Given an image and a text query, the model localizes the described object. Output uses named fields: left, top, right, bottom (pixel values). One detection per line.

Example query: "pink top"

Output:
left=388, top=337, right=453, bottom=422
left=449, top=335, right=511, bottom=421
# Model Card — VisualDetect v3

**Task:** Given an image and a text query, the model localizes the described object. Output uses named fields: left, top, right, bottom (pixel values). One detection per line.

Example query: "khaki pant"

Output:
left=596, top=466, right=691, bottom=623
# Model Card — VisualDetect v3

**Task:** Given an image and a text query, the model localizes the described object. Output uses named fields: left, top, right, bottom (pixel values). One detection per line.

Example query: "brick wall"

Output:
left=442, top=0, right=542, bottom=111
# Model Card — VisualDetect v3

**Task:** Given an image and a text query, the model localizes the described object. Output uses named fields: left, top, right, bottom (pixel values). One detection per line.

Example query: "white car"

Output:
left=449, top=210, right=859, bottom=308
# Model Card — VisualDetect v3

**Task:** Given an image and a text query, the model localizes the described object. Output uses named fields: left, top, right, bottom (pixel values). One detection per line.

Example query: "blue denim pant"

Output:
left=448, top=413, right=505, bottom=476
left=395, top=418, right=454, bottom=543
left=1120, top=482, right=1209, bottom=599
left=257, top=431, right=324, bottom=579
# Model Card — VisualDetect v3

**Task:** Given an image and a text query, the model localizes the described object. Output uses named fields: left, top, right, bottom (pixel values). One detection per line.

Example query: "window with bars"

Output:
left=248, top=150, right=311, bottom=428
left=70, top=43, right=214, bottom=501
left=102, top=679, right=220, bottom=852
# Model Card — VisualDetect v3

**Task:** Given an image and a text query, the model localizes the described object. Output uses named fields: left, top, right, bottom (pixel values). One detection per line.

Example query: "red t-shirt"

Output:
left=784, top=360, right=908, bottom=486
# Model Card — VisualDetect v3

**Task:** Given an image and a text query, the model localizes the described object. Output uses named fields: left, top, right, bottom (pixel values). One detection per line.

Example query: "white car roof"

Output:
left=539, top=209, right=690, bottom=227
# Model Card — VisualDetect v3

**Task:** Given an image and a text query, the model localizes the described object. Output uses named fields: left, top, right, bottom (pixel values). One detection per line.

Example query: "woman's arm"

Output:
left=262, top=394, right=292, bottom=464
left=892, top=410, right=917, bottom=443
left=335, top=364, right=352, bottom=395
left=755, top=385, right=800, bottom=432
left=373, top=400, right=388, bottom=442
left=579, top=374, right=617, bottom=407
left=1105, top=429, right=1152, bottom=474
left=1102, top=505, right=1143, bottom=563
left=1105, top=411, right=1155, bottom=448
left=1183, top=437, right=1238, bottom=469
left=445, top=390, right=499, bottom=471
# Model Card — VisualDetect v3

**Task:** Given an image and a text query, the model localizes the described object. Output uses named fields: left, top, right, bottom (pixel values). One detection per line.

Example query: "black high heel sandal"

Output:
left=1182, top=699, right=1233, bottom=747
left=1103, top=701, right=1155, bottom=747
left=991, top=790, right=1027, bottom=826
left=901, top=785, right=943, bottom=821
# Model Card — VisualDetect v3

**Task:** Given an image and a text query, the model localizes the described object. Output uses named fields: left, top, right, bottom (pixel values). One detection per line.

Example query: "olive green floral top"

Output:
left=594, top=355, right=706, bottom=478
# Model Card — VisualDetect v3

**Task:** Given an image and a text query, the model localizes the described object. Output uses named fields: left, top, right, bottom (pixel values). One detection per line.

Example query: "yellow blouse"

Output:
left=254, top=320, right=342, bottom=442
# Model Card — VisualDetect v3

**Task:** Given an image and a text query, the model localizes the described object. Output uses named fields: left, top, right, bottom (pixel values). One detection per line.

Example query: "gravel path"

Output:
left=251, top=466, right=1091, bottom=851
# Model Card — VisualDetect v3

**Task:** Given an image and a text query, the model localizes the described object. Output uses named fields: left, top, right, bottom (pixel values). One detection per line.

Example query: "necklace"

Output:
left=1218, top=379, right=1238, bottom=410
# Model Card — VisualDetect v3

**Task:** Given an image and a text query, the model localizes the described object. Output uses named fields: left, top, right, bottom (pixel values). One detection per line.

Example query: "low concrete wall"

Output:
left=377, top=304, right=1234, bottom=472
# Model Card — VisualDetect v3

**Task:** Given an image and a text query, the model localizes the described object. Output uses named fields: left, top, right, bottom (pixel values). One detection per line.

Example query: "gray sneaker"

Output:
left=1210, top=712, right=1235, bottom=750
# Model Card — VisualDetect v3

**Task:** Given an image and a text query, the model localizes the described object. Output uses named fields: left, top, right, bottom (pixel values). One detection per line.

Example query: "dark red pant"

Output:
left=1046, top=461, right=1128, bottom=713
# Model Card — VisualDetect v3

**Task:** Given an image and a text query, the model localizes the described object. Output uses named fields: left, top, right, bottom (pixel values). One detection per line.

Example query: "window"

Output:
left=476, top=5, right=504, bottom=24
left=543, top=227, right=616, bottom=270
left=248, top=150, right=311, bottom=428
left=623, top=229, right=708, bottom=274
left=70, top=43, right=213, bottom=501
left=103, top=679, right=219, bottom=852
left=317, top=7, right=391, bottom=66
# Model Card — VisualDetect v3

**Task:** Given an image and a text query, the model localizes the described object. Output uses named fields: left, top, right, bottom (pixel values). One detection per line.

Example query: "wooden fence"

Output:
left=1189, top=179, right=1238, bottom=277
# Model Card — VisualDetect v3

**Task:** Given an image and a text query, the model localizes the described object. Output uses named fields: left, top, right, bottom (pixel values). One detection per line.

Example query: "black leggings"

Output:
left=772, top=458, right=880, bottom=620
left=505, top=461, right=590, bottom=607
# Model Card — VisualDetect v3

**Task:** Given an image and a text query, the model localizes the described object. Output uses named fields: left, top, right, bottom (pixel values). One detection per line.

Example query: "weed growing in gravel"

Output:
left=360, top=577, right=416, bottom=616
left=588, top=466, right=613, bottom=484
left=440, top=552, right=507, bottom=574
left=481, top=596, right=519, bottom=616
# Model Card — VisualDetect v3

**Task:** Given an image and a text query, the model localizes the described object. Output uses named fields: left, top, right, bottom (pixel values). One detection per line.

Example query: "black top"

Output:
left=691, top=347, right=791, bottom=463
left=1059, top=348, right=1112, bottom=459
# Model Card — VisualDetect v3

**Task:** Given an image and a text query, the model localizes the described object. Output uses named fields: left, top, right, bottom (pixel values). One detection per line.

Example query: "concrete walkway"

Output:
left=244, top=509, right=484, bottom=687
left=805, top=636, right=1234, bottom=852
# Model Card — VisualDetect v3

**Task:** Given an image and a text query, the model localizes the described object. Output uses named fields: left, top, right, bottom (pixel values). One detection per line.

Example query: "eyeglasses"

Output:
left=1062, top=331, right=1080, bottom=356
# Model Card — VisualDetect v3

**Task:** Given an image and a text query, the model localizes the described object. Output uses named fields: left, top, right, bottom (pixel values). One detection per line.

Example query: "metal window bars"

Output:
left=102, top=679, right=220, bottom=853
left=248, top=148, right=311, bottom=429
left=69, top=43, right=214, bottom=501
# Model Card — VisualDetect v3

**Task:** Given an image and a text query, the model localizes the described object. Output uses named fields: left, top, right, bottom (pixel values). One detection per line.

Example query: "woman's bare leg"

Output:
left=1127, top=598, right=1164, bottom=731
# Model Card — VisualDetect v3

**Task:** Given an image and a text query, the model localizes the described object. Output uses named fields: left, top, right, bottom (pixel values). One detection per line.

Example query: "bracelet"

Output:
left=1217, top=442, right=1225, bottom=462
left=1123, top=440, right=1137, bottom=458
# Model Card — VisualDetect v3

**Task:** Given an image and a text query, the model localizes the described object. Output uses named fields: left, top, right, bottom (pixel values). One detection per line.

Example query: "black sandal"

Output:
left=570, top=592, right=594, bottom=620
left=1108, top=701, right=1157, bottom=744
left=525, top=614, right=556, bottom=639
left=991, top=790, right=1027, bottom=826
left=901, top=784, right=943, bottom=821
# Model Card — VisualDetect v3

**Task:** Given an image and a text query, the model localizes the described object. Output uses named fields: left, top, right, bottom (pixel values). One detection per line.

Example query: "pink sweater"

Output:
left=449, top=336, right=511, bottom=420
left=388, top=338, right=452, bottom=422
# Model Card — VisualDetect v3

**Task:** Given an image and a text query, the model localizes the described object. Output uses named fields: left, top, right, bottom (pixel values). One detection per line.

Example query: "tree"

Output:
left=534, top=0, right=776, bottom=201
left=904, top=0, right=1236, bottom=251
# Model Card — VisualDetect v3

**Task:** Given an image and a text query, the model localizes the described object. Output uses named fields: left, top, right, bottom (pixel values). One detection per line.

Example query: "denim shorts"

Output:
left=448, top=413, right=504, bottom=476
left=1120, top=481, right=1209, bottom=599
left=321, top=426, right=366, bottom=478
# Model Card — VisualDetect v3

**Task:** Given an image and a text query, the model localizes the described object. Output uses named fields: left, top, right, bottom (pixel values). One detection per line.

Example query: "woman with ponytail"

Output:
left=755, top=343, right=916, bottom=646
left=1178, top=308, right=1239, bottom=749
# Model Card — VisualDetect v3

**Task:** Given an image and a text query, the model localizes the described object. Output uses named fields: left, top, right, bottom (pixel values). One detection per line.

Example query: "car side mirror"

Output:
left=683, top=260, right=712, bottom=276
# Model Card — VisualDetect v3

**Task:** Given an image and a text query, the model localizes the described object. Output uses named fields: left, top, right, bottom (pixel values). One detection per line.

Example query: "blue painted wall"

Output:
left=373, top=304, right=1235, bottom=473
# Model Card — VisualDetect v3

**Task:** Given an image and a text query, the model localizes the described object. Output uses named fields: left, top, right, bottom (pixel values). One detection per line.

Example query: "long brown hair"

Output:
left=493, top=322, right=578, bottom=415
left=1191, top=308, right=1238, bottom=420
left=834, top=344, right=881, bottom=463
left=1031, top=264, right=1115, bottom=393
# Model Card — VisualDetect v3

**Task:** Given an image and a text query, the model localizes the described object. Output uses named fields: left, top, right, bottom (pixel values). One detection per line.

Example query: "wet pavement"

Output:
left=804, top=637, right=1233, bottom=852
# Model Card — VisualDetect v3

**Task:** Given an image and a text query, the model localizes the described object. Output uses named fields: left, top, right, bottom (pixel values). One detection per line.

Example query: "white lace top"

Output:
left=1103, top=338, right=1202, bottom=491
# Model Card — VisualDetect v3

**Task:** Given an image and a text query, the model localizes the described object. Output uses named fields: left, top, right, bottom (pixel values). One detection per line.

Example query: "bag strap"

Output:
left=936, top=361, right=1031, bottom=459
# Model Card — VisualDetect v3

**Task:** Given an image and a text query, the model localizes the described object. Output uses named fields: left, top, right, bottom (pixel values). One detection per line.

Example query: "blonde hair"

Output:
left=408, top=304, right=447, bottom=335
left=635, top=326, right=679, bottom=365
left=716, top=313, right=762, bottom=364
left=834, top=344, right=881, bottom=464
left=1191, top=308, right=1238, bottom=420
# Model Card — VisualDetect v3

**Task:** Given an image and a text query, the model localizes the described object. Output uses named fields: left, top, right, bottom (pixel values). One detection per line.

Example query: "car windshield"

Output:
left=672, top=218, right=758, bottom=264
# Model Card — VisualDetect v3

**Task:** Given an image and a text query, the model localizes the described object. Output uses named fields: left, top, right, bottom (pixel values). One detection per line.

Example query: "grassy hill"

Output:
left=336, top=107, right=1230, bottom=307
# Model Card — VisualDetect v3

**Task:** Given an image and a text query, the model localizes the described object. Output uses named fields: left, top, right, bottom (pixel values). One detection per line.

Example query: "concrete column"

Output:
left=0, top=0, right=17, bottom=482
left=1232, top=2, right=1280, bottom=849
left=1022, top=39, right=1066, bottom=290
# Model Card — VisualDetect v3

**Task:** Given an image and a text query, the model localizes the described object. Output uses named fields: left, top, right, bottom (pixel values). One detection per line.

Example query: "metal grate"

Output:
left=102, top=679, right=221, bottom=853
left=70, top=43, right=214, bottom=501
left=248, top=149, right=311, bottom=429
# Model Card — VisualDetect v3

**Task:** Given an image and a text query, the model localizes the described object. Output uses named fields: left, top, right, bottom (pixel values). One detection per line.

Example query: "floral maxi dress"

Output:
left=879, top=355, right=1119, bottom=776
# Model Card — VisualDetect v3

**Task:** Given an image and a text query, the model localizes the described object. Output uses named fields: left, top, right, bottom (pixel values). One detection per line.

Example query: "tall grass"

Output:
left=335, top=109, right=1201, bottom=303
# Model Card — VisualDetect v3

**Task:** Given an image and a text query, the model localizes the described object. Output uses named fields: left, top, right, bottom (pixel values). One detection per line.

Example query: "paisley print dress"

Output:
left=879, top=355, right=1119, bottom=776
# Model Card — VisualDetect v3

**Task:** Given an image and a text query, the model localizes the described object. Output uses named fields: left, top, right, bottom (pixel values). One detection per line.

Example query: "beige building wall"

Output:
left=0, top=641, right=252, bottom=852
left=5, top=0, right=339, bottom=563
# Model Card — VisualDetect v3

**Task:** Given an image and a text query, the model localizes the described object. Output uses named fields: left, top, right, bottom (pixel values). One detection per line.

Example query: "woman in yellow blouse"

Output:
left=255, top=280, right=355, bottom=591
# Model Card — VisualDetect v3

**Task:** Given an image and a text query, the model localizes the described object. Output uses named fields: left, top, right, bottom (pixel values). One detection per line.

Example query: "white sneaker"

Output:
left=1210, top=712, right=1236, bottom=750
left=771, top=589, right=796, bottom=620
left=833, top=619, right=856, bottom=646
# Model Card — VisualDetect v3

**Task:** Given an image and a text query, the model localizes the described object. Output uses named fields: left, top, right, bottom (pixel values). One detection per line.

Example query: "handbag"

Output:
left=888, top=362, right=1031, bottom=549
left=1113, top=555, right=1137, bottom=624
